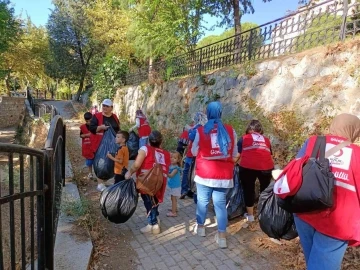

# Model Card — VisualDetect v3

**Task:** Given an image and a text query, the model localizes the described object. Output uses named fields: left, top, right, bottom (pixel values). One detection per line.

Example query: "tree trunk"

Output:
left=233, top=0, right=242, bottom=35
left=5, top=71, right=12, bottom=96
left=233, top=0, right=242, bottom=63
left=75, top=73, right=85, bottom=101
left=148, top=57, right=154, bottom=82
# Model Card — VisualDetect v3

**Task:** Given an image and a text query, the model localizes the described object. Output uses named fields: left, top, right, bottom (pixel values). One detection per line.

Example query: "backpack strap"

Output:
left=325, top=140, right=351, bottom=158
left=311, top=136, right=326, bottom=159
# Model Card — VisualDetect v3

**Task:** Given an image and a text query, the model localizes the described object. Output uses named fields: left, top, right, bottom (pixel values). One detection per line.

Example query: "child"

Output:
left=107, top=131, right=130, bottom=184
left=80, top=112, right=95, bottom=179
left=167, top=152, right=182, bottom=217
left=129, top=109, right=151, bottom=147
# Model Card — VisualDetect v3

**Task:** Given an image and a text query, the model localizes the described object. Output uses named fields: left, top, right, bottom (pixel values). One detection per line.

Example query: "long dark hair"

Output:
left=245, top=120, right=264, bottom=134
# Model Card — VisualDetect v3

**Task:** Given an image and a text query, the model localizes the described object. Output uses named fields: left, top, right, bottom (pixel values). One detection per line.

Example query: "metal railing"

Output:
left=125, top=0, right=360, bottom=85
left=0, top=115, right=66, bottom=269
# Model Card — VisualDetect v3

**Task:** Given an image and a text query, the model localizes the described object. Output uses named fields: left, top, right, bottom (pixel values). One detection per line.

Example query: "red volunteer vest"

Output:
left=298, top=135, right=360, bottom=246
left=90, top=112, right=120, bottom=153
left=137, top=146, right=170, bottom=203
left=186, top=125, right=197, bottom=158
left=239, top=133, right=274, bottom=170
left=138, top=117, right=151, bottom=137
left=80, top=124, right=94, bottom=159
left=195, top=125, right=235, bottom=180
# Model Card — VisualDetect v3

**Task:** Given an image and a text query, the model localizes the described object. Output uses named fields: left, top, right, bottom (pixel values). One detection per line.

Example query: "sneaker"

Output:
left=180, top=194, right=186, bottom=199
left=87, top=173, right=94, bottom=179
left=140, top=224, right=153, bottom=233
left=166, top=212, right=177, bottom=217
left=215, top=233, right=227, bottom=249
left=97, top=183, right=106, bottom=192
left=193, top=224, right=206, bottom=237
left=152, top=224, right=160, bottom=235
left=244, top=213, right=255, bottom=222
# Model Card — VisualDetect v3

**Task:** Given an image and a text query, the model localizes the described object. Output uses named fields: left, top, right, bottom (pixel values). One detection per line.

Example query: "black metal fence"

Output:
left=0, top=115, right=66, bottom=269
left=125, top=0, right=360, bottom=85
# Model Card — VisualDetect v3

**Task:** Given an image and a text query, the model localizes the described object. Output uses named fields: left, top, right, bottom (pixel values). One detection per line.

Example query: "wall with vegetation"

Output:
left=88, top=40, right=360, bottom=166
left=0, top=97, right=26, bottom=128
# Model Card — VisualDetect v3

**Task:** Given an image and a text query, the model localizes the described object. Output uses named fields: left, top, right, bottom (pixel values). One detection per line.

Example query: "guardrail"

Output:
left=0, top=115, right=66, bottom=269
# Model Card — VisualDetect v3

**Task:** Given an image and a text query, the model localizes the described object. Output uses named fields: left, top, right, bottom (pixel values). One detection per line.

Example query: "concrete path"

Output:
left=44, top=100, right=93, bottom=270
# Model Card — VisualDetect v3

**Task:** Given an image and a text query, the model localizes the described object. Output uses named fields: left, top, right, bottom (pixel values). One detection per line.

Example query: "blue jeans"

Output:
left=139, top=137, right=149, bottom=148
left=196, top=183, right=228, bottom=233
left=294, top=215, right=348, bottom=270
left=181, top=157, right=193, bottom=195
left=141, top=194, right=159, bottom=225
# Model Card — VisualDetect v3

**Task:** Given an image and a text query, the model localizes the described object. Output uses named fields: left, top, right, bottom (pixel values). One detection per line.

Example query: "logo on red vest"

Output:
left=326, top=143, right=352, bottom=170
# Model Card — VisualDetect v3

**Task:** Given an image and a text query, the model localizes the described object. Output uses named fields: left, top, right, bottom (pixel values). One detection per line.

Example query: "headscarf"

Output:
left=204, top=101, right=232, bottom=156
left=136, top=109, right=146, bottom=119
left=329, top=113, right=360, bottom=142
left=192, top=111, right=207, bottom=126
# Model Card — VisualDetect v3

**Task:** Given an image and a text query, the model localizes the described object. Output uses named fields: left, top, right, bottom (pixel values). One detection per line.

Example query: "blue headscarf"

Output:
left=204, top=101, right=231, bottom=156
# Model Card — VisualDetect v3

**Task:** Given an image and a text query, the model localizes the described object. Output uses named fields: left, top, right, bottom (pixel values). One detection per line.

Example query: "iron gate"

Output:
left=0, top=115, right=66, bottom=270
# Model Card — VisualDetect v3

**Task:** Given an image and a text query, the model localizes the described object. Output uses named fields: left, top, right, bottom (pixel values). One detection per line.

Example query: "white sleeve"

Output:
left=135, top=118, right=140, bottom=127
left=191, top=130, right=200, bottom=156
left=232, top=129, right=238, bottom=158
left=140, top=146, right=148, bottom=156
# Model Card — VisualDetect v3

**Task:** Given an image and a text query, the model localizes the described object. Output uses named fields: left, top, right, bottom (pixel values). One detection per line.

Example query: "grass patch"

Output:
left=61, top=197, right=90, bottom=218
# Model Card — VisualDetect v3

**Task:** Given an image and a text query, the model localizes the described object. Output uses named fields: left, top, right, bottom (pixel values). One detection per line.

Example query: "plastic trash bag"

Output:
left=100, top=179, right=138, bottom=224
left=258, top=182, right=298, bottom=240
left=127, top=131, right=139, bottom=160
left=226, top=165, right=246, bottom=220
left=93, top=127, right=118, bottom=180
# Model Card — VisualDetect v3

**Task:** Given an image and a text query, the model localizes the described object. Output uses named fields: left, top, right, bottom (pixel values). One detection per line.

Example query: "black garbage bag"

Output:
left=127, top=131, right=139, bottom=160
left=226, top=165, right=246, bottom=220
left=258, top=182, right=298, bottom=240
left=93, top=127, right=118, bottom=180
left=100, top=179, right=138, bottom=224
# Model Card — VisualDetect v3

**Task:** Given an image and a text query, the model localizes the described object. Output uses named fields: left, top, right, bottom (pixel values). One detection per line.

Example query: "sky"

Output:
left=11, top=0, right=301, bottom=36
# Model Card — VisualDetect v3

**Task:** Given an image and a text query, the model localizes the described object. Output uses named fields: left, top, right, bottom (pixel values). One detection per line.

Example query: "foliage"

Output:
left=93, top=55, right=129, bottom=102
left=47, top=0, right=99, bottom=100
left=0, top=0, right=20, bottom=59
left=197, top=23, right=258, bottom=48
left=61, top=197, right=90, bottom=218
left=128, top=0, right=212, bottom=61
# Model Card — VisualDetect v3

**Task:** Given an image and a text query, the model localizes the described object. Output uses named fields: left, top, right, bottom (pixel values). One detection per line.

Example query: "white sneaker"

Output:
left=97, top=183, right=106, bottom=192
left=193, top=224, right=206, bottom=237
left=140, top=224, right=153, bottom=233
left=215, top=233, right=227, bottom=249
left=152, top=224, right=160, bottom=235
left=244, top=213, right=255, bottom=222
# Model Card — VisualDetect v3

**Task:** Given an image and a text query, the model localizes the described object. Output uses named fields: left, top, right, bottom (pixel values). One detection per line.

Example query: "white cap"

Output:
left=102, top=99, right=113, bottom=106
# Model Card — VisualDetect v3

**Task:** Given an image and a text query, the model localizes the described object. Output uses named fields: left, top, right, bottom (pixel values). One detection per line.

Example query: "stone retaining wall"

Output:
left=0, top=97, right=26, bottom=128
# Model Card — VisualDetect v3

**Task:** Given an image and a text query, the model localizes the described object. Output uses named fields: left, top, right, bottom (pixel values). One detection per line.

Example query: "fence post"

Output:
left=43, top=148, right=54, bottom=270
left=340, top=0, right=349, bottom=41
left=248, top=30, right=254, bottom=61
left=198, top=47, right=203, bottom=75
left=62, top=124, right=66, bottom=187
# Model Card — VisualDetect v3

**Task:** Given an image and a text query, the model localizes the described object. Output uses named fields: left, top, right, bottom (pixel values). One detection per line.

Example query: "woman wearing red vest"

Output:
left=191, top=101, right=237, bottom=249
left=125, top=131, right=170, bottom=235
left=129, top=109, right=151, bottom=147
left=293, top=113, right=360, bottom=270
left=89, top=99, right=120, bottom=191
left=236, top=120, right=274, bottom=222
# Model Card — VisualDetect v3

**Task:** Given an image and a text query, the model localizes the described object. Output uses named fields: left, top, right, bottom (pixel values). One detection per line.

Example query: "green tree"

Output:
left=196, top=23, right=258, bottom=48
left=207, top=0, right=273, bottom=35
left=1, top=17, right=49, bottom=95
left=0, top=0, right=19, bottom=57
left=47, top=0, right=98, bottom=100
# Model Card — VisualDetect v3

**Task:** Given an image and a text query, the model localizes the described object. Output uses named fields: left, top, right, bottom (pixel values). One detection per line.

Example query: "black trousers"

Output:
left=239, top=167, right=272, bottom=207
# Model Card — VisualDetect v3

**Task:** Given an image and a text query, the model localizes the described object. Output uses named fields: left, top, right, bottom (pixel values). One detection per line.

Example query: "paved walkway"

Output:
left=51, top=100, right=282, bottom=270
left=116, top=189, right=278, bottom=270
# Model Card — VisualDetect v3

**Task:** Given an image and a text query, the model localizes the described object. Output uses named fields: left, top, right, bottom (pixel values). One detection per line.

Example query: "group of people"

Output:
left=80, top=98, right=360, bottom=270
